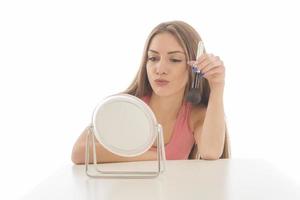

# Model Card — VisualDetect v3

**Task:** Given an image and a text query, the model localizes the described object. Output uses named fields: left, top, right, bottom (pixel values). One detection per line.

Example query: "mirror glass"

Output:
left=92, top=94, right=158, bottom=157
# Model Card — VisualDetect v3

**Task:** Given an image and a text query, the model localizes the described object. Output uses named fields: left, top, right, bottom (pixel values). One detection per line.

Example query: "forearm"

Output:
left=72, top=134, right=158, bottom=164
left=198, top=87, right=226, bottom=159
left=92, top=143, right=158, bottom=164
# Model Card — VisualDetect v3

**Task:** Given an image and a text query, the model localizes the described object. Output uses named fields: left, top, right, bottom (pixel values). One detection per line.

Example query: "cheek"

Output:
left=174, top=67, right=189, bottom=84
left=146, top=66, right=152, bottom=79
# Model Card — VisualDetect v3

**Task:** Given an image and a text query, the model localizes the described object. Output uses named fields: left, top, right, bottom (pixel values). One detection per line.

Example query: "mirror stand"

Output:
left=85, top=124, right=166, bottom=179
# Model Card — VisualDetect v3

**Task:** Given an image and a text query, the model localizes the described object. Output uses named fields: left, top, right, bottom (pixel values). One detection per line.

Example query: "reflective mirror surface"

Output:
left=92, top=94, right=158, bottom=157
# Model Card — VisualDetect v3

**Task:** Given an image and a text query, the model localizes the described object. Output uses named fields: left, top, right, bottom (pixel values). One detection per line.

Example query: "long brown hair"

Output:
left=122, top=20, right=230, bottom=159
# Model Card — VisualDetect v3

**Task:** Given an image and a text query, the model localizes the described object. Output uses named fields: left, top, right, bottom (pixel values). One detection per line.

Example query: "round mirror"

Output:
left=92, top=94, right=158, bottom=157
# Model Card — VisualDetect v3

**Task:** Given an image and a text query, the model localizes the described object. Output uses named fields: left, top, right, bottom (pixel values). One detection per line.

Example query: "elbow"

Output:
left=72, top=155, right=84, bottom=165
left=198, top=141, right=224, bottom=160
left=200, top=155, right=220, bottom=160
left=199, top=151, right=222, bottom=160
left=71, top=145, right=85, bottom=165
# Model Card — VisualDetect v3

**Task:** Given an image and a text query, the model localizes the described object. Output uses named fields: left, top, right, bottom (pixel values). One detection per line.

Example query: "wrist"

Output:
left=209, top=86, right=224, bottom=104
left=209, top=80, right=224, bottom=91
left=210, top=85, right=224, bottom=95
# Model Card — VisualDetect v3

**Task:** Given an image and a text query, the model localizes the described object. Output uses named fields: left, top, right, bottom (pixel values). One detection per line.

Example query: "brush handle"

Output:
left=196, top=41, right=204, bottom=59
left=191, top=41, right=205, bottom=88
left=192, top=41, right=205, bottom=74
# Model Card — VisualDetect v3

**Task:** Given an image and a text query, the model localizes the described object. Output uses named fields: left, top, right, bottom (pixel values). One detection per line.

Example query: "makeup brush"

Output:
left=187, top=41, right=205, bottom=104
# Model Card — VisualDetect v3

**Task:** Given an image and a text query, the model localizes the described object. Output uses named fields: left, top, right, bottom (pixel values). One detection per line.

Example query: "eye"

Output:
left=148, top=57, right=158, bottom=62
left=170, top=59, right=182, bottom=63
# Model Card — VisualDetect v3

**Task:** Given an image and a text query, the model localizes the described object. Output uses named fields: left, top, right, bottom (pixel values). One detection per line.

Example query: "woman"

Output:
left=71, top=20, right=230, bottom=164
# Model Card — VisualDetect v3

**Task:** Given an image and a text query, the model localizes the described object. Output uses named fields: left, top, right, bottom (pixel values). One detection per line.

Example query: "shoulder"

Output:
left=188, top=104, right=207, bottom=132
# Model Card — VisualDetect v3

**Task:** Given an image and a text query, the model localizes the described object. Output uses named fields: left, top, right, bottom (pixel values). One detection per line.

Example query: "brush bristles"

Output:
left=187, top=88, right=202, bottom=105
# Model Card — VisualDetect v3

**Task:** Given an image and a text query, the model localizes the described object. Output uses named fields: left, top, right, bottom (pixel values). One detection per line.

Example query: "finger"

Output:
left=196, top=54, right=220, bottom=64
left=201, top=60, right=223, bottom=74
left=188, top=56, right=208, bottom=73
left=196, top=54, right=207, bottom=64
left=187, top=60, right=196, bottom=65
left=187, top=54, right=207, bottom=66
left=189, top=54, right=223, bottom=74
left=198, top=55, right=219, bottom=70
left=197, top=53, right=215, bottom=65
left=203, top=66, right=225, bottom=77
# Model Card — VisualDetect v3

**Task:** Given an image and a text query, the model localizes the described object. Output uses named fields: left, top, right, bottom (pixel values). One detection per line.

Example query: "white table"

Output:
left=22, top=159, right=300, bottom=200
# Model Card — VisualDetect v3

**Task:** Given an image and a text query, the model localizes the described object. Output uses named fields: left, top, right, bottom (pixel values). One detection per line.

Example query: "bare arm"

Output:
left=194, top=87, right=226, bottom=160
left=71, top=127, right=158, bottom=164
left=190, top=52, right=227, bottom=160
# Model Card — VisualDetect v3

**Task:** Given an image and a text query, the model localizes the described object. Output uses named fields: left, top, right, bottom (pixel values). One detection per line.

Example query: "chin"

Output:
left=152, top=87, right=176, bottom=97
left=152, top=86, right=186, bottom=98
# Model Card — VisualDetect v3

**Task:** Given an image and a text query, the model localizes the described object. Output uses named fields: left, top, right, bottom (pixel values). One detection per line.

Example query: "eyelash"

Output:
left=147, top=57, right=182, bottom=63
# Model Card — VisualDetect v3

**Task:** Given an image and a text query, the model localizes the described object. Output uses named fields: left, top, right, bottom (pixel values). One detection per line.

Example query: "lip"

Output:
left=154, top=79, right=169, bottom=87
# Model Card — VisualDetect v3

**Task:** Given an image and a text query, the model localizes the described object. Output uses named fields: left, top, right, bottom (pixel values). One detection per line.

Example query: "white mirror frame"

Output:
left=85, top=94, right=166, bottom=178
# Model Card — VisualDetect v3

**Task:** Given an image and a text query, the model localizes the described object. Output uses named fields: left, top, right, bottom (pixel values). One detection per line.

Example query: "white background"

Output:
left=1, top=0, right=300, bottom=199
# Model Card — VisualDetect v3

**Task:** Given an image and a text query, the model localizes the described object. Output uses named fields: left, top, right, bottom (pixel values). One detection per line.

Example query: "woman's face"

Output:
left=146, top=32, right=189, bottom=97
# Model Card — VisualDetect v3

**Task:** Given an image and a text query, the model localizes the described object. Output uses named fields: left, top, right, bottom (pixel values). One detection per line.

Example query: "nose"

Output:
left=155, top=59, right=168, bottom=75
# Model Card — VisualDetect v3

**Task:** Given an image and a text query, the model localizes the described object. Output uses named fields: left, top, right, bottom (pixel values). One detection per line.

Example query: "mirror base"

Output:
left=85, top=125, right=166, bottom=179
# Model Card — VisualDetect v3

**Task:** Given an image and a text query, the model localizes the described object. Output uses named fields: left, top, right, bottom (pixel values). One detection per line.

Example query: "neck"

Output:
left=149, top=90, right=185, bottom=121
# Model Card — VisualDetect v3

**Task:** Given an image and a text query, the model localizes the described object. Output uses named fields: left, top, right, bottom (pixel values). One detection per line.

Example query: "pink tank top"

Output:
left=141, top=95, right=195, bottom=160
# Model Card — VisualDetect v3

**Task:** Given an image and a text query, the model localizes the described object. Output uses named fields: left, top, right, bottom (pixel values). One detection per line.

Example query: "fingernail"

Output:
left=192, top=66, right=198, bottom=72
left=192, top=66, right=201, bottom=73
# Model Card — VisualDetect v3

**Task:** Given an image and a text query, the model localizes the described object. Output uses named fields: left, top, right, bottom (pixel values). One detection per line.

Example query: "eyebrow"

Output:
left=148, top=49, right=185, bottom=55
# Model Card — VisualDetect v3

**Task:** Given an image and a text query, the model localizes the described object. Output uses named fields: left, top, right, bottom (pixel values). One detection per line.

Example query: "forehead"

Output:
left=148, top=32, right=184, bottom=53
